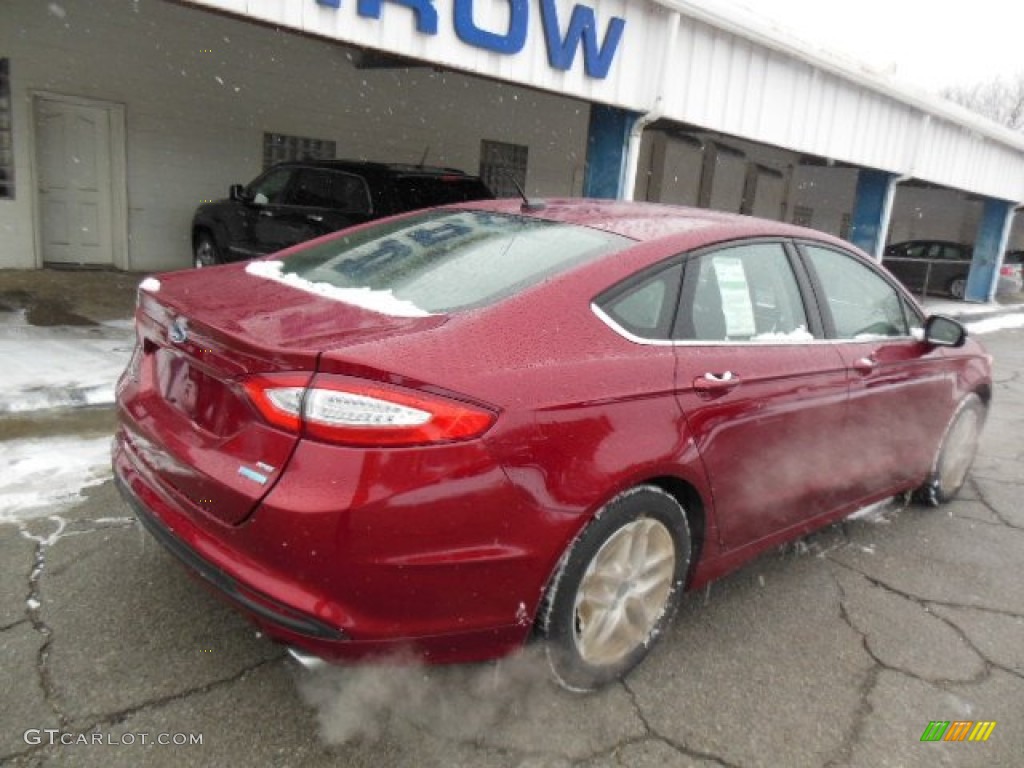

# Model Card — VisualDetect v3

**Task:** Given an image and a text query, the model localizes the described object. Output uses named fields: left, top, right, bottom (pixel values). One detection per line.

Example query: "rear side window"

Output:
left=599, top=264, right=683, bottom=340
left=676, top=243, right=811, bottom=342
left=288, top=169, right=371, bottom=213
left=278, top=210, right=630, bottom=313
left=803, top=245, right=909, bottom=339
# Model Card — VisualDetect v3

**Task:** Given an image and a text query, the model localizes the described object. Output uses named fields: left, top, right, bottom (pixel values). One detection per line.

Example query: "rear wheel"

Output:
left=948, top=276, right=967, bottom=300
left=915, top=394, right=986, bottom=505
left=194, top=232, right=221, bottom=268
left=539, top=486, right=691, bottom=692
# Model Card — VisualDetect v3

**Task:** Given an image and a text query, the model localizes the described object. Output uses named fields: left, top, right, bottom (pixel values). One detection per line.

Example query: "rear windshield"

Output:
left=279, top=210, right=631, bottom=313
left=393, top=175, right=493, bottom=209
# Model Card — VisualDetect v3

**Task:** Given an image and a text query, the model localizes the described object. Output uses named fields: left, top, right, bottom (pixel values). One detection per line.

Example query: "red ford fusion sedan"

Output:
left=113, top=199, right=991, bottom=690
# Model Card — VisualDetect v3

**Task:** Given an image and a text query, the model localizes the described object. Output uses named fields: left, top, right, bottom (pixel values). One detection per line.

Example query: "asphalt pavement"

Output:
left=1, top=268, right=1023, bottom=767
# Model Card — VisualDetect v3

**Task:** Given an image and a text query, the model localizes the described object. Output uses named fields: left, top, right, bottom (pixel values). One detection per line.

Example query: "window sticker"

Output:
left=713, top=258, right=756, bottom=338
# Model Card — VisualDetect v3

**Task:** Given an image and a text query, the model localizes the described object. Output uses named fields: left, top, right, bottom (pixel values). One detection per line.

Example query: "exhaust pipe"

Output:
left=287, top=647, right=329, bottom=671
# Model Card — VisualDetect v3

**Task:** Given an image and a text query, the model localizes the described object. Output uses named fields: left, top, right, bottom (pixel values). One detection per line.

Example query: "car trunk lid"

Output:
left=121, top=264, right=445, bottom=525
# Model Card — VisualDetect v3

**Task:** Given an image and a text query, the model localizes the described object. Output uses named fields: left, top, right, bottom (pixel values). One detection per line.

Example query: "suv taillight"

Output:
left=243, top=373, right=495, bottom=446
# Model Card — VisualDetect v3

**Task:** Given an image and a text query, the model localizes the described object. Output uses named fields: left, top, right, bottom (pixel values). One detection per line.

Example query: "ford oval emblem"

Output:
left=169, top=317, right=189, bottom=344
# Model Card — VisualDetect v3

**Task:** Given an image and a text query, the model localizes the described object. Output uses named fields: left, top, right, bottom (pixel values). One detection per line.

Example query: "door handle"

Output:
left=853, top=356, right=876, bottom=374
left=693, top=371, right=740, bottom=394
left=258, top=210, right=274, bottom=217
left=306, top=214, right=323, bottom=223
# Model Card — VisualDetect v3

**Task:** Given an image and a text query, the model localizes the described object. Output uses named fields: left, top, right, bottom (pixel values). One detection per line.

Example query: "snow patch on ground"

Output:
left=967, top=312, right=1024, bottom=335
left=0, top=436, right=113, bottom=521
left=0, top=321, right=134, bottom=413
left=245, top=260, right=433, bottom=318
left=846, top=498, right=895, bottom=523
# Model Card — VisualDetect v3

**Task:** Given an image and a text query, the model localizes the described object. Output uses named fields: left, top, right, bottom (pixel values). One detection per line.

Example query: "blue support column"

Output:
left=850, top=170, right=899, bottom=259
left=583, top=105, right=640, bottom=199
left=966, top=198, right=1014, bottom=302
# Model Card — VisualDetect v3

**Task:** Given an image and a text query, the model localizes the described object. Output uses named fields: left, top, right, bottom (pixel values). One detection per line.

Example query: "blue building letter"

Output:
left=357, top=0, right=439, bottom=35
left=454, top=0, right=528, bottom=55
left=539, top=0, right=625, bottom=79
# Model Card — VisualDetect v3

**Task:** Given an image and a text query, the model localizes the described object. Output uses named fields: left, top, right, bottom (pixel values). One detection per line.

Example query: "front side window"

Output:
left=677, top=242, right=811, bottom=342
left=803, top=245, right=909, bottom=339
left=938, top=244, right=969, bottom=262
left=248, top=168, right=293, bottom=205
left=277, top=210, right=631, bottom=313
left=897, top=243, right=928, bottom=260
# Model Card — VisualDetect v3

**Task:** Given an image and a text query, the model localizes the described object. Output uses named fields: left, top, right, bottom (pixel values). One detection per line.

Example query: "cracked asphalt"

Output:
left=2, top=331, right=1022, bottom=767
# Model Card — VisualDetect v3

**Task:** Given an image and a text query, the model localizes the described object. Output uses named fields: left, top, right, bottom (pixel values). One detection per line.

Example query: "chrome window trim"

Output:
left=591, top=304, right=917, bottom=347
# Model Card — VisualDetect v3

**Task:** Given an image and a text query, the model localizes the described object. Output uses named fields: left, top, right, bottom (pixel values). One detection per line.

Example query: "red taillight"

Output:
left=242, top=373, right=495, bottom=446
left=243, top=373, right=311, bottom=433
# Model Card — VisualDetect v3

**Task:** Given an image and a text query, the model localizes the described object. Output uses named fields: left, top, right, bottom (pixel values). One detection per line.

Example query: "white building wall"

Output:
left=0, top=0, right=589, bottom=271
left=5, top=0, right=1024, bottom=271
left=183, top=0, right=1024, bottom=204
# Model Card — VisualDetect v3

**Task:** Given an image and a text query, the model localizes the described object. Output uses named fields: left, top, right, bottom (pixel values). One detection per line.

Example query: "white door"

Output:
left=34, top=96, right=114, bottom=265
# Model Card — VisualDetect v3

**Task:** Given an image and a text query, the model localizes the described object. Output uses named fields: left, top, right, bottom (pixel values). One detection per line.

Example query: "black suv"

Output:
left=191, top=160, right=494, bottom=267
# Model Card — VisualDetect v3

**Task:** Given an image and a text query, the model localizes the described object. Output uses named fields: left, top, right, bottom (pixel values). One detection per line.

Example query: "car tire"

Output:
left=194, top=232, right=221, bottom=268
left=539, top=485, right=691, bottom=692
left=914, top=394, right=986, bottom=506
left=948, top=276, right=967, bottom=300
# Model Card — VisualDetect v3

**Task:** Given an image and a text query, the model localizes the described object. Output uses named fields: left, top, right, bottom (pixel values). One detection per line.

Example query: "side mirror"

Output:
left=229, top=184, right=249, bottom=203
left=924, top=314, right=967, bottom=348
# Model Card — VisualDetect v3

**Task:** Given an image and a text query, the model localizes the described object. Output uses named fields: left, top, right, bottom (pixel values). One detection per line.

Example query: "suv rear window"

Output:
left=279, top=210, right=630, bottom=313
left=393, top=175, right=494, bottom=209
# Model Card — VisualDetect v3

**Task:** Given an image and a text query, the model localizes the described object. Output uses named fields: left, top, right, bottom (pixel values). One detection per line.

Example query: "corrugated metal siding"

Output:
left=182, top=0, right=1024, bottom=202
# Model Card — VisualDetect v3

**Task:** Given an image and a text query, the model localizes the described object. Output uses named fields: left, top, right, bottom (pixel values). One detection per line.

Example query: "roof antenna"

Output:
left=417, top=146, right=430, bottom=168
left=502, top=169, right=546, bottom=212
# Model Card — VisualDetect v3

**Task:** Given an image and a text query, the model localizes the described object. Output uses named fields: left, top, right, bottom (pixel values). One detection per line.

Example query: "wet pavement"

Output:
left=1, top=268, right=1023, bottom=766
left=0, top=269, right=141, bottom=326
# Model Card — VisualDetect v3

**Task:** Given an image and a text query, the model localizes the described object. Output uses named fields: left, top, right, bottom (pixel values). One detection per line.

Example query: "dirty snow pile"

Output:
left=0, top=313, right=135, bottom=413
left=0, top=436, right=113, bottom=521
left=0, top=314, right=134, bottom=520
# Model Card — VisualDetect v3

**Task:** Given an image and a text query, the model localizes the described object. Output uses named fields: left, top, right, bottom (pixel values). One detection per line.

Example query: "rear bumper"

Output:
left=116, top=474, right=345, bottom=641
left=112, top=429, right=541, bottom=664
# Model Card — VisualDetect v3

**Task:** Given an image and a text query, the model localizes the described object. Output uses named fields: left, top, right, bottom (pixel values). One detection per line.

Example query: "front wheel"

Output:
left=538, top=486, right=691, bottom=692
left=915, top=394, right=986, bottom=505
